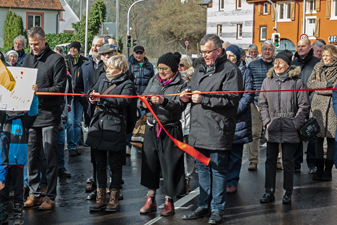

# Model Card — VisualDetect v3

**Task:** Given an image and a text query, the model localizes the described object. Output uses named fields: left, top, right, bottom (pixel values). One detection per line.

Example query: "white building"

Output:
left=59, top=0, right=79, bottom=33
left=199, top=0, right=254, bottom=49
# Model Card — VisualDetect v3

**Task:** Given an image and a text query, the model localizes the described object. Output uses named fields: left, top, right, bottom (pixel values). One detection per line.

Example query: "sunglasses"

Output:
left=179, top=64, right=185, bottom=67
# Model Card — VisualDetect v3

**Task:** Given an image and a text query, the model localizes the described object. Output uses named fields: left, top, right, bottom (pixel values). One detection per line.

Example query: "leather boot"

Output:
left=140, top=195, right=157, bottom=214
left=313, top=158, right=324, bottom=180
left=160, top=197, right=175, bottom=217
left=106, top=189, right=120, bottom=212
left=90, top=188, right=106, bottom=211
left=321, top=159, right=333, bottom=181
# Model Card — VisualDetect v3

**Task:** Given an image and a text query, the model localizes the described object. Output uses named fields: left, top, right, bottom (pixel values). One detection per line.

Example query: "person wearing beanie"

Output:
left=138, top=52, right=186, bottom=217
left=64, top=41, right=88, bottom=157
left=258, top=49, right=309, bottom=204
left=225, top=45, right=255, bottom=194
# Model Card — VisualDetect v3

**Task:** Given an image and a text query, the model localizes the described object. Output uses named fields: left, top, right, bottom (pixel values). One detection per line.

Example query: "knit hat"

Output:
left=69, top=41, right=81, bottom=52
left=157, top=52, right=181, bottom=72
left=239, top=48, right=246, bottom=57
left=226, top=45, right=241, bottom=65
left=275, top=50, right=293, bottom=66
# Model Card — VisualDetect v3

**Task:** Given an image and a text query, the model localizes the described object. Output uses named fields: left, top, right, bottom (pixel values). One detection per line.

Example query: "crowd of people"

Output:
left=1, top=26, right=337, bottom=225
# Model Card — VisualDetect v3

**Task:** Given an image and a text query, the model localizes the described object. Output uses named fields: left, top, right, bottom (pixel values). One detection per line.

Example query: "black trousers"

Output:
left=265, top=142, right=295, bottom=196
left=95, top=150, right=122, bottom=190
left=0, top=166, right=24, bottom=205
left=28, top=126, right=59, bottom=200
left=316, top=137, right=335, bottom=160
left=141, top=124, right=185, bottom=198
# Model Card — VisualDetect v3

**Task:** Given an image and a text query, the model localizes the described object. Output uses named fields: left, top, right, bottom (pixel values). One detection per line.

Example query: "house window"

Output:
left=263, top=3, right=268, bottom=14
left=217, top=24, right=223, bottom=37
left=219, top=0, right=224, bottom=10
left=236, top=24, right=243, bottom=39
left=236, top=0, right=242, bottom=9
left=332, top=0, right=337, bottom=18
left=26, top=12, right=44, bottom=32
left=306, top=17, right=316, bottom=37
left=278, top=2, right=291, bottom=21
left=260, top=26, right=267, bottom=42
left=306, top=0, right=316, bottom=14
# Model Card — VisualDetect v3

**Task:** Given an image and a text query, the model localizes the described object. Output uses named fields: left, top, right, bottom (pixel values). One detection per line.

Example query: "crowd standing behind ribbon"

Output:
left=1, top=27, right=337, bottom=225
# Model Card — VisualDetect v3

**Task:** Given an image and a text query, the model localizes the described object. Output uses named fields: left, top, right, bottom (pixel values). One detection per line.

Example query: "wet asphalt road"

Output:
left=10, top=142, right=337, bottom=225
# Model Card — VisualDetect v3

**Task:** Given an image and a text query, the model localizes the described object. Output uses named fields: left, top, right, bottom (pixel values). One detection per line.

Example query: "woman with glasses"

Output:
left=138, top=52, right=186, bottom=217
left=225, top=45, right=254, bottom=194
left=258, top=50, right=309, bottom=204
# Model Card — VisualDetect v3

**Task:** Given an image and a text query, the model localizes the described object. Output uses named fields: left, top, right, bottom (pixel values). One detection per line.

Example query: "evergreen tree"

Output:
left=3, top=9, right=27, bottom=48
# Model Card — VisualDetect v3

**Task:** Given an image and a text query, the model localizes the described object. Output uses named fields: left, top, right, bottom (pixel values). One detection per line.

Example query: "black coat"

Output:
left=22, top=43, right=67, bottom=127
left=185, top=52, right=243, bottom=151
left=138, top=73, right=186, bottom=126
left=65, top=54, right=88, bottom=87
left=86, top=72, right=135, bottom=151
left=128, top=55, right=154, bottom=95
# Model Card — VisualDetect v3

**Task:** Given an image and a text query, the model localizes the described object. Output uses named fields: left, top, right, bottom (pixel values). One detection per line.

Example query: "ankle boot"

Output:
left=13, top=203, right=24, bottom=225
left=0, top=204, right=9, bottom=224
left=106, top=189, right=120, bottom=212
left=160, top=197, right=175, bottom=216
left=313, top=158, right=324, bottom=180
left=321, top=159, right=333, bottom=181
left=140, top=195, right=157, bottom=214
left=90, top=188, right=106, bottom=211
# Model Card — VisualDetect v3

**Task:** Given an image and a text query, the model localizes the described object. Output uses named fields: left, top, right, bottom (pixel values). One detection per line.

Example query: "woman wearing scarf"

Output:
left=307, top=44, right=337, bottom=181
left=138, top=52, right=186, bottom=216
left=86, top=55, right=134, bottom=212
left=258, top=50, right=309, bottom=204
left=225, top=45, right=254, bottom=193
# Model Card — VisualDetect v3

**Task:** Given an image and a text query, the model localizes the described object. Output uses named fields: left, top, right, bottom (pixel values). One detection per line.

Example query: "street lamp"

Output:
left=266, top=0, right=278, bottom=33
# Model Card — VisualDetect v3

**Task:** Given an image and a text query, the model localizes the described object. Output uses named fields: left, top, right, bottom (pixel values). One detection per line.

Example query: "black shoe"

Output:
left=87, top=190, right=97, bottom=200
left=182, top=207, right=210, bottom=220
left=86, top=177, right=95, bottom=184
left=69, top=150, right=77, bottom=156
left=260, top=193, right=275, bottom=203
left=308, top=166, right=317, bottom=174
left=208, top=211, right=224, bottom=224
left=58, top=168, right=71, bottom=178
left=121, top=178, right=124, bottom=184
left=78, top=141, right=84, bottom=146
left=83, top=143, right=90, bottom=147
left=294, top=167, right=301, bottom=173
left=75, top=149, right=81, bottom=155
left=282, top=195, right=291, bottom=204
left=0, top=204, right=9, bottom=224
left=118, top=191, right=123, bottom=201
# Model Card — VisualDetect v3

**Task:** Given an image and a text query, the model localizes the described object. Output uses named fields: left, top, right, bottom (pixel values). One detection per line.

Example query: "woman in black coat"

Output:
left=138, top=52, right=186, bottom=217
left=86, top=55, right=134, bottom=212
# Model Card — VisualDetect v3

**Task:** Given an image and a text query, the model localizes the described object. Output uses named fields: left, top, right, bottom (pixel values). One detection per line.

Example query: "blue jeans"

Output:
left=57, top=128, right=66, bottom=169
left=227, top=144, right=244, bottom=187
left=65, top=100, right=83, bottom=150
left=196, top=148, right=229, bottom=212
left=24, top=146, right=47, bottom=187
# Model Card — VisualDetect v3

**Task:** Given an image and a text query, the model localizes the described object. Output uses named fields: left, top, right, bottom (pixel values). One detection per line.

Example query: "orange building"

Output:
left=247, top=0, right=337, bottom=51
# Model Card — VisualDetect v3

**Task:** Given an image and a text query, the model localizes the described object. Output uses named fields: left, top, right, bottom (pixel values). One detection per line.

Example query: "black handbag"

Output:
left=293, top=79, right=320, bottom=141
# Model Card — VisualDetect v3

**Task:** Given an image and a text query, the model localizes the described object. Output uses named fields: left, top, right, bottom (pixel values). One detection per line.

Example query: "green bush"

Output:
left=4, top=9, right=27, bottom=48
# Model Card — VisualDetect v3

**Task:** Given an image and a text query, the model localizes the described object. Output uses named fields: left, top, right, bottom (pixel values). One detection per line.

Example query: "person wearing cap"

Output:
left=258, top=50, right=309, bottom=204
left=138, top=52, right=186, bottom=217
left=64, top=41, right=88, bottom=156
left=225, top=45, right=254, bottom=194
left=181, top=34, right=242, bottom=224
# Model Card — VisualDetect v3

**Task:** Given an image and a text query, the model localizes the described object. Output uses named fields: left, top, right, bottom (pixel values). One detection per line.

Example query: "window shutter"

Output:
left=326, top=0, right=331, bottom=18
left=315, top=0, right=320, bottom=12
left=315, top=18, right=320, bottom=37
left=267, top=3, right=271, bottom=15
left=258, top=4, right=262, bottom=15
left=271, top=5, right=275, bottom=21
left=291, top=2, right=295, bottom=21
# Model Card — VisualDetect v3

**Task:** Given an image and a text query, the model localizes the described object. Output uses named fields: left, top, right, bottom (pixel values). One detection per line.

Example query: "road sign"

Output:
left=185, top=41, right=189, bottom=46
left=299, top=34, right=309, bottom=40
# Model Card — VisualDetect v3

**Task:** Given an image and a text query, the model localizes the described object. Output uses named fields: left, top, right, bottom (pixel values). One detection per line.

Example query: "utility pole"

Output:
left=127, top=0, right=145, bottom=58
left=80, top=0, right=82, bottom=20
left=84, top=0, right=89, bottom=57
left=116, top=0, right=119, bottom=50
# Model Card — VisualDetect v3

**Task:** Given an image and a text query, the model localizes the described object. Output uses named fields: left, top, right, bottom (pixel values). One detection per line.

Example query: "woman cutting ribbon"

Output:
left=138, top=52, right=186, bottom=217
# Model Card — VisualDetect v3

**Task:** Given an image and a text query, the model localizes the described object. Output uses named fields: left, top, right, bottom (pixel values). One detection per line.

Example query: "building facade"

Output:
left=200, top=0, right=254, bottom=49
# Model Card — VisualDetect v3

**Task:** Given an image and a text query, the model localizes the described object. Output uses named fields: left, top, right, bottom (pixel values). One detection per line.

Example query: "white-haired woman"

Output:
left=86, top=55, right=135, bottom=212
left=6, top=50, right=19, bottom=67
left=13, top=35, right=27, bottom=65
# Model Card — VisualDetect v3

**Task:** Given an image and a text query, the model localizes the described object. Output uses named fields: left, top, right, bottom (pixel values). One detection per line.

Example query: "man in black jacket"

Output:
left=181, top=34, right=242, bottom=224
left=64, top=41, right=87, bottom=156
left=22, top=26, right=67, bottom=210
left=291, top=38, right=320, bottom=174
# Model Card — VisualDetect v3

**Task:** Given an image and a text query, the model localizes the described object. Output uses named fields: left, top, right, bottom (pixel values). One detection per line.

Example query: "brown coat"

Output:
left=307, top=60, right=337, bottom=138
left=258, top=66, right=310, bottom=143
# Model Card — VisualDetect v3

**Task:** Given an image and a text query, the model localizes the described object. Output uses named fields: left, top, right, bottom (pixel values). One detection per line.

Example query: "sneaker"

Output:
left=308, top=166, right=317, bottom=174
left=248, top=162, right=257, bottom=171
left=39, top=197, right=55, bottom=210
left=58, top=167, right=71, bottom=178
left=126, top=146, right=131, bottom=156
left=24, top=195, right=41, bottom=208
left=276, top=162, right=283, bottom=170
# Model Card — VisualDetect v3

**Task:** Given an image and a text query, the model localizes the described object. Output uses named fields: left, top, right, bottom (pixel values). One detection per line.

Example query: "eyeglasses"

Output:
left=156, top=66, right=170, bottom=71
left=179, top=64, right=185, bottom=67
left=274, top=61, right=285, bottom=66
left=200, top=48, right=219, bottom=56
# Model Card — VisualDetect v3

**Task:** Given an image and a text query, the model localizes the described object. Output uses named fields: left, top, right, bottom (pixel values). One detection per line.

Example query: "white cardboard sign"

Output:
left=0, top=67, right=38, bottom=111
